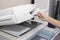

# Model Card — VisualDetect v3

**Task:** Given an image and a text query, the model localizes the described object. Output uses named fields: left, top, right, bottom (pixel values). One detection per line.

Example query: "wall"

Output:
left=0, top=0, right=31, bottom=10
left=33, top=0, right=49, bottom=23
left=35, top=0, right=49, bottom=9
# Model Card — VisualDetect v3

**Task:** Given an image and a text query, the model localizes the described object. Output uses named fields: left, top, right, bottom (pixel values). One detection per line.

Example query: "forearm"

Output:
left=46, top=16, right=60, bottom=28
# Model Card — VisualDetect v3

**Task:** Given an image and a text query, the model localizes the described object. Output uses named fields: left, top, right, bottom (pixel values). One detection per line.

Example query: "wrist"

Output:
left=45, top=16, right=50, bottom=22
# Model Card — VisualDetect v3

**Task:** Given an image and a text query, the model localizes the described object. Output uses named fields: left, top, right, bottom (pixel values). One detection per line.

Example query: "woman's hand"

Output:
left=36, top=12, right=60, bottom=28
left=36, top=12, right=47, bottom=21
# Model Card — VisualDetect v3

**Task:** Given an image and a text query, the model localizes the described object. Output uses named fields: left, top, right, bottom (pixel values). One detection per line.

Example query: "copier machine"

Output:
left=0, top=4, right=47, bottom=40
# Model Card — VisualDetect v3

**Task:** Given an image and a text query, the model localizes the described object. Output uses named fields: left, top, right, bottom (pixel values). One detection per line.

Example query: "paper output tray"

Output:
left=0, top=25, right=31, bottom=37
left=0, top=21, right=42, bottom=37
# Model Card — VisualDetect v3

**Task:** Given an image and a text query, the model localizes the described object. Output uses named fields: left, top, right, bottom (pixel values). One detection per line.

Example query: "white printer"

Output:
left=0, top=4, right=35, bottom=26
left=0, top=4, right=48, bottom=40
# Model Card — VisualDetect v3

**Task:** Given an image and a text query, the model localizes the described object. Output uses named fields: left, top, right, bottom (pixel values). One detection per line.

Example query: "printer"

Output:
left=0, top=4, right=42, bottom=37
left=0, top=4, right=36, bottom=26
left=0, top=4, right=49, bottom=40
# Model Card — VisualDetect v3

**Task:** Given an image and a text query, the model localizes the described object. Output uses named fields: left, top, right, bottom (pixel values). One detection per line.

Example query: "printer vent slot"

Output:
left=0, top=19, right=11, bottom=22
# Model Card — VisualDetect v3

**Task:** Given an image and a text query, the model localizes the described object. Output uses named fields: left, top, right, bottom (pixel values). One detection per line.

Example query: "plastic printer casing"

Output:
left=0, top=4, right=34, bottom=26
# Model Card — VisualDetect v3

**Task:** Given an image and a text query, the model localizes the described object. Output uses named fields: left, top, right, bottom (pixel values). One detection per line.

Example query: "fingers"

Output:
left=36, top=12, right=44, bottom=18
